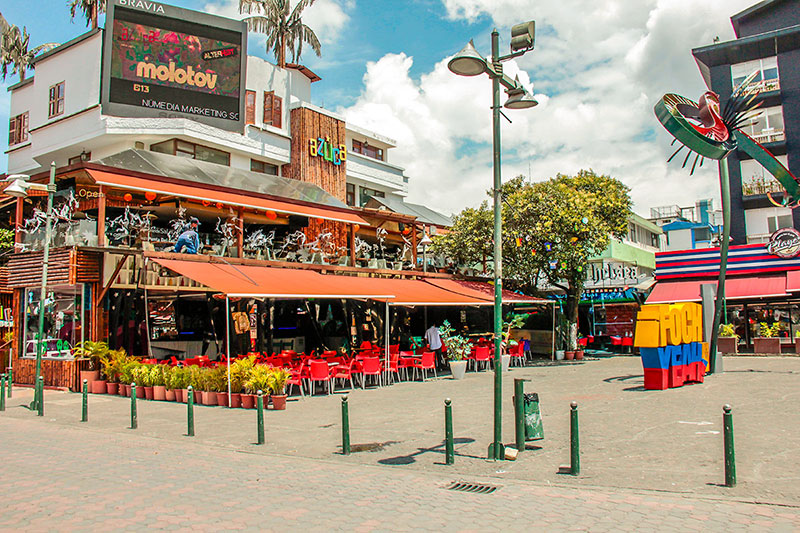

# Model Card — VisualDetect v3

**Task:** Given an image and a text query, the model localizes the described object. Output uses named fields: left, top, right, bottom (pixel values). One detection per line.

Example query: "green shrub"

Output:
left=759, top=322, right=781, bottom=338
left=268, top=367, right=291, bottom=395
left=719, top=324, right=738, bottom=338
left=245, top=364, right=271, bottom=395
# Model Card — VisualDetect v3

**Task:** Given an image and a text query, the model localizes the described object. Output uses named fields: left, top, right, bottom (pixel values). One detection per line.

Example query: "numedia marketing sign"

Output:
left=101, top=0, right=247, bottom=132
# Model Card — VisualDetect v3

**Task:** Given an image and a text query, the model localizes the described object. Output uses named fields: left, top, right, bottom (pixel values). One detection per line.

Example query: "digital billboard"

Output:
left=101, top=0, right=247, bottom=132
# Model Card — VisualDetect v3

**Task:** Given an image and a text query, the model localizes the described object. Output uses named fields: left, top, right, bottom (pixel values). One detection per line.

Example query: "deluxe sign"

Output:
left=309, top=137, right=347, bottom=166
left=101, top=0, right=247, bottom=132
left=766, top=228, right=800, bottom=259
left=634, top=303, right=708, bottom=390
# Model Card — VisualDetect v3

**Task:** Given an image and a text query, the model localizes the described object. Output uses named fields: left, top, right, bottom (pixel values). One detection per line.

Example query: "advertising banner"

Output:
left=101, top=0, right=247, bottom=132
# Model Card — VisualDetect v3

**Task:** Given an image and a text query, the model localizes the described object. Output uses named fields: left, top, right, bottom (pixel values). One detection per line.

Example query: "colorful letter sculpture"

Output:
left=634, top=303, right=709, bottom=390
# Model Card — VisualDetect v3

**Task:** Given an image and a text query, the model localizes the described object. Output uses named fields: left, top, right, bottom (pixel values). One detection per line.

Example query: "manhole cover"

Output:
left=445, top=481, right=500, bottom=494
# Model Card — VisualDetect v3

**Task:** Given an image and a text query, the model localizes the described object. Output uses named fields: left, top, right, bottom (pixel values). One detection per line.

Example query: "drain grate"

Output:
left=445, top=481, right=500, bottom=494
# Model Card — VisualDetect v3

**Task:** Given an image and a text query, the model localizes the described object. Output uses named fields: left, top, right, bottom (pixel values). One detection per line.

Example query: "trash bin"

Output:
left=523, top=392, right=544, bottom=441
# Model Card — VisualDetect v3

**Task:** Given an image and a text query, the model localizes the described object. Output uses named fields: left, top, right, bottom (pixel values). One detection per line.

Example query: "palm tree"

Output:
left=239, top=0, right=321, bottom=68
left=68, top=0, right=106, bottom=30
left=1, top=22, right=58, bottom=81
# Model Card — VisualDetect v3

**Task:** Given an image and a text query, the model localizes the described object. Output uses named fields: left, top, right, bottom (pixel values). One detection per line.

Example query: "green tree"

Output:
left=433, top=170, right=631, bottom=351
left=68, top=0, right=106, bottom=30
left=239, top=0, right=321, bottom=69
left=1, top=19, right=57, bottom=81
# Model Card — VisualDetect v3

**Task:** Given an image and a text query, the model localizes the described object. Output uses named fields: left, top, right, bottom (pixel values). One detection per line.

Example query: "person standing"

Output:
left=425, top=322, right=444, bottom=370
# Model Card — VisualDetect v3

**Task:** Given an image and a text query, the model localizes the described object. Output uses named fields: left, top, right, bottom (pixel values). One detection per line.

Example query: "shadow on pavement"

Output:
left=378, top=437, right=477, bottom=466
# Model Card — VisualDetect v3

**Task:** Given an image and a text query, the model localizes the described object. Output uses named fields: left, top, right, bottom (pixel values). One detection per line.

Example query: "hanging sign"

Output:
left=766, top=228, right=800, bottom=259
left=309, top=137, right=347, bottom=166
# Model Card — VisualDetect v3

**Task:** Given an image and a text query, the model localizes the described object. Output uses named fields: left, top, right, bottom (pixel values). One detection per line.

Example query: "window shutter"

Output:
left=263, top=91, right=273, bottom=125
left=272, top=95, right=282, bottom=128
left=245, top=90, right=255, bottom=125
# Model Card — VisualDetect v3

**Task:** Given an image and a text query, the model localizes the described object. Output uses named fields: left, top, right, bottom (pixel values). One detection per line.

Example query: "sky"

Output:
left=0, top=0, right=760, bottom=218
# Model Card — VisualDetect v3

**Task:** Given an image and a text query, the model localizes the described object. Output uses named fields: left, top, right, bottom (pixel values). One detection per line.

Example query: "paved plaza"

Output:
left=1, top=355, right=800, bottom=530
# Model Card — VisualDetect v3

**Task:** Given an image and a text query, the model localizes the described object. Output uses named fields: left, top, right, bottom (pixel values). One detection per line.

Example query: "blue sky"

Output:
left=1, top=0, right=760, bottom=216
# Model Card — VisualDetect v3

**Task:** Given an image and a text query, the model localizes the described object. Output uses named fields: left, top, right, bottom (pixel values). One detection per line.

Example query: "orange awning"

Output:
left=332, top=276, right=491, bottom=306
left=425, top=279, right=549, bottom=304
left=87, top=169, right=367, bottom=225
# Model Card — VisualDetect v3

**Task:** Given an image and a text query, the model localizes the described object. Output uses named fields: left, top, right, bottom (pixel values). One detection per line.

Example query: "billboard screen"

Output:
left=101, top=0, right=247, bottom=132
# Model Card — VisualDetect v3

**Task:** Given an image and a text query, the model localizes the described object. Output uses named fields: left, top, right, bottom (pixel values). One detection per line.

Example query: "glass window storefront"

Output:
left=726, top=302, right=800, bottom=349
left=22, top=284, right=85, bottom=359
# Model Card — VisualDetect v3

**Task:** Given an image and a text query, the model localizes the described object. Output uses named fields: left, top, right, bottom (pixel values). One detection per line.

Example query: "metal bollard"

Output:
left=37, top=376, right=44, bottom=417
left=81, top=379, right=88, bottom=422
left=256, top=390, right=265, bottom=445
left=130, top=383, right=138, bottom=429
left=0, top=374, right=6, bottom=412
left=7, top=367, right=11, bottom=398
left=570, top=401, right=580, bottom=476
left=723, top=404, right=736, bottom=487
left=445, top=398, right=454, bottom=465
left=514, top=378, right=525, bottom=453
left=187, top=386, right=195, bottom=437
left=341, top=395, right=350, bottom=455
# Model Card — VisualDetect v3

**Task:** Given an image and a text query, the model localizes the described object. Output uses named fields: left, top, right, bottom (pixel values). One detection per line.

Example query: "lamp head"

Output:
left=419, top=233, right=433, bottom=246
left=3, top=179, right=30, bottom=198
left=4, top=174, right=30, bottom=183
left=447, top=40, right=488, bottom=77
left=504, top=90, right=538, bottom=109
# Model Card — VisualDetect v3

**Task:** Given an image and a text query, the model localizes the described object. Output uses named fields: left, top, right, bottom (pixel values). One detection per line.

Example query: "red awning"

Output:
left=88, top=169, right=367, bottom=226
left=787, top=271, right=800, bottom=292
left=425, top=279, right=549, bottom=304
left=647, top=275, right=787, bottom=304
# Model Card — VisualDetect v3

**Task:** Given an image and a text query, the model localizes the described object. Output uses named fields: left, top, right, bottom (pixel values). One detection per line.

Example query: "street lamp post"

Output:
left=448, top=23, right=538, bottom=460
left=419, top=231, right=432, bottom=273
left=5, top=162, right=57, bottom=411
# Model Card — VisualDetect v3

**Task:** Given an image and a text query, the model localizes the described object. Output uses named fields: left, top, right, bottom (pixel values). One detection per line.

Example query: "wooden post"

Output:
left=236, top=207, right=244, bottom=258
left=14, top=197, right=23, bottom=250
left=411, top=223, right=418, bottom=269
left=97, top=186, right=106, bottom=247
left=349, top=224, right=356, bottom=268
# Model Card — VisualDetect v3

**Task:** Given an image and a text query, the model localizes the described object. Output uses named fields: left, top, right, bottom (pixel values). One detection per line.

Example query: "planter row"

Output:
left=717, top=337, right=796, bottom=355
left=86, top=379, right=286, bottom=410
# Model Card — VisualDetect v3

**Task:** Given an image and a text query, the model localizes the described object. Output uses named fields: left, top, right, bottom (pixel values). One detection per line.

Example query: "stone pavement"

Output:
left=1, top=355, right=800, bottom=530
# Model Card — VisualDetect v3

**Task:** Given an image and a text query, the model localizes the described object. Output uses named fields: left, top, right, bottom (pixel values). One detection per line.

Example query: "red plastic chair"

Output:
left=509, top=341, right=526, bottom=367
left=397, top=351, right=415, bottom=380
left=383, top=351, right=402, bottom=384
left=360, top=356, right=382, bottom=388
left=287, top=360, right=307, bottom=397
left=332, top=358, right=359, bottom=391
left=473, top=346, right=491, bottom=372
left=409, top=351, right=436, bottom=381
left=307, top=360, right=332, bottom=395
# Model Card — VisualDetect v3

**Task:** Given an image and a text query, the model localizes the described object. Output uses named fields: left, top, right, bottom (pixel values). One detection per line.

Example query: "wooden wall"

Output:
left=7, top=247, right=101, bottom=289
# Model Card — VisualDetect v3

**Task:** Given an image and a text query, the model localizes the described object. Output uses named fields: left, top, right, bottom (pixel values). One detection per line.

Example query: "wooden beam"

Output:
left=97, top=253, right=133, bottom=303
left=97, top=185, right=106, bottom=247
left=349, top=224, right=356, bottom=268
left=411, top=223, right=418, bottom=268
left=236, top=207, right=244, bottom=258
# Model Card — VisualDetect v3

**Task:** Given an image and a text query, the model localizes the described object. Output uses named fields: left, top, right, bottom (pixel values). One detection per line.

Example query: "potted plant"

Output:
left=268, top=367, right=291, bottom=410
left=171, top=367, right=191, bottom=403
left=718, top=324, right=739, bottom=354
left=231, top=356, right=256, bottom=408
left=210, top=365, right=229, bottom=407
left=118, top=359, right=137, bottom=397
left=565, top=350, right=575, bottom=360
left=754, top=322, right=782, bottom=354
left=164, top=366, right=176, bottom=401
left=101, top=349, right=126, bottom=395
left=440, top=320, right=470, bottom=380
left=244, top=364, right=271, bottom=409
left=74, top=341, right=110, bottom=393
left=132, top=364, right=149, bottom=399
left=188, top=366, right=203, bottom=404
left=151, top=365, right=167, bottom=401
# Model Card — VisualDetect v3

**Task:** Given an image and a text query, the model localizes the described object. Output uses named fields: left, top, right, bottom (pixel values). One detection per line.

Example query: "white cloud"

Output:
left=340, top=0, right=756, bottom=217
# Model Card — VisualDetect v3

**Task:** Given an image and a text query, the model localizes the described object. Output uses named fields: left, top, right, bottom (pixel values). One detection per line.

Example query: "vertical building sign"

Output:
left=101, top=0, right=247, bottom=132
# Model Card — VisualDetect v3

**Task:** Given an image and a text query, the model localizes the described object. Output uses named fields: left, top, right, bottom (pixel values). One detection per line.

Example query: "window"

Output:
left=352, top=139, right=384, bottom=161
left=245, top=90, right=256, bottom=125
left=263, top=91, right=282, bottom=128
left=767, top=214, right=793, bottom=234
left=740, top=106, right=784, bottom=143
left=694, top=227, right=711, bottom=242
left=48, top=82, right=65, bottom=118
left=150, top=138, right=230, bottom=166
left=346, top=183, right=355, bottom=206
left=250, top=159, right=278, bottom=174
left=8, top=112, right=29, bottom=146
left=68, top=152, right=91, bottom=166
left=731, top=57, right=779, bottom=92
left=359, top=186, right=384, bottom=206
left=651, top=232, right=660, bottom=248
left=741, top=156, right=789, bottom=196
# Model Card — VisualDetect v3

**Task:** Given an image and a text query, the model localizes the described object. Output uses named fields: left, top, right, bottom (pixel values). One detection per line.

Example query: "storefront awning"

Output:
left=425, top=279, right=549, bottom=305
left=647, top=275, right=788, bottom=304
left=787, top=270, right=800, bottom=292
left=87, top=169, right=367, bottom=226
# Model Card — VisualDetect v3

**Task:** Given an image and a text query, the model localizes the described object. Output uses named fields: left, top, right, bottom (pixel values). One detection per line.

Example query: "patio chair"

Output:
left=287, top=360, right=307, bottom=397
left=397, top=351, right=415, bottom=380
left=307, top=360, right=333, bottom=395
left=383, top=351, right=401, bottom=384
left=509, top=342, right=526, bottom=367
left=332, top=358, right=359, bottom=391
left=473, top=346, right=491, bottom=372
left=360, top=356, right=382, bottom=388
left=409, top=351, right=436, bottom=381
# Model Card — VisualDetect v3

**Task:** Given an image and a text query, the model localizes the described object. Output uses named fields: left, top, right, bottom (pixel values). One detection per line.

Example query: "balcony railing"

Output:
left=749, top=129, right=785, bottom=144
left=742, top=176, right=786, bottom=197
left=740, top=78, right=781, bottom=95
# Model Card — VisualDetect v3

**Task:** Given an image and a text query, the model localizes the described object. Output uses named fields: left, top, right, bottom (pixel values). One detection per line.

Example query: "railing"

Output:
left=742, top=176, right=786, bottom=196
left=749, top=129, right=785, bottom=144
left=741, top=78, right=780, bottom=95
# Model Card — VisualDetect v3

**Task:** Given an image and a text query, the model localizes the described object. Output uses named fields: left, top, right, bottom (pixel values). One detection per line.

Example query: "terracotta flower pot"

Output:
left=92, top=380, right=107, bottom=394
left=178, top=389, right=187, bottom=403
left=575, top=350, right=585, bottom=360
left=241, top=393, right=255, bottom=409
left=106, top=382, right=119, bottom=395
left=193, top=389, right=202, bottom=404
left=144, top=386, right=154, bottom=400
left=165, top=388, right=176, bottom=402
left=81, top=369, right=101, bottom=384
left=135, top=386, right=145, bottom=399
left=153, top=385, right=166, bottom=401
left=271, top=394, right=287, bottom=410
left=216, top=392, right=229, bottom=407
left=565, top=351, right=575, bottom=360
left=718, top=336, right=738, bottom=354
left=230, top=393, right=242, bottom=408
left=754, top=337, right=781, bottom=354
left=201, top=391, right=217, bottom=406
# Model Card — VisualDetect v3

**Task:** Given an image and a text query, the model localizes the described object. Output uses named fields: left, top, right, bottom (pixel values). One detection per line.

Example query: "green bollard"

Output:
left=256, top=390, right=265, bottom=445
left=130, top=383, right=138, bottom=429
left=514, top=378, right=525, bottom=453
left=723, top=404, right=736, bottom=487
left=341, top=395, right=350, bottom=455
left=37, top=376, right=44, bottom=417
left=81, top=379, right=88, bottom=422
left=187, top=385, right=195, bottom=437
left=570, top=401, right=580, bottom=476
left=445, top=398, right=454, bottom=465
left=0, top=374, right=6, bottom=412
left=7, top=367, right=11, bottom=398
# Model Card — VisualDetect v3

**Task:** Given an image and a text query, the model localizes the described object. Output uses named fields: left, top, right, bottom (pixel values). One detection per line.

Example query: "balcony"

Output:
left=741, top=78, right=781, bottom=95
left=742, top=176, right=786, bottom=197
left=749, top=129, right=785, bottom=144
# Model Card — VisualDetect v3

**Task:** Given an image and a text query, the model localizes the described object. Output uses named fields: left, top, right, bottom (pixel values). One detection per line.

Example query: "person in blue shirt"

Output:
left=174, top=217, right=201, bottom=254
